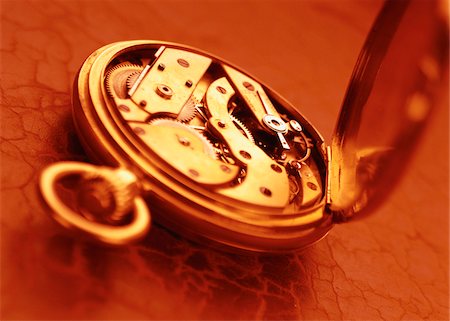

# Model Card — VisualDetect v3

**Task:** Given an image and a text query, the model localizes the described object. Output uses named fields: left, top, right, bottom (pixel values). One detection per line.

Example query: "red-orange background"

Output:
left=1, top=1, right=448, bottom=320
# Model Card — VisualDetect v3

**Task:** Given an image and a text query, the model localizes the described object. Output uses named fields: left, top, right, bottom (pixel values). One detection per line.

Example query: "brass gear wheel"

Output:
left=126, top=70, right=142, bottom=92
left=105, top=62, right=144, bottom=99
left=230, top=114, right=255, bottom=144
left=176, top=97, right=198, bottom=123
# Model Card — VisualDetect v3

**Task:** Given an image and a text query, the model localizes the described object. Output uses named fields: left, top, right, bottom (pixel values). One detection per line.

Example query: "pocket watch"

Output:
left=39, top=0, right=447, bottom=252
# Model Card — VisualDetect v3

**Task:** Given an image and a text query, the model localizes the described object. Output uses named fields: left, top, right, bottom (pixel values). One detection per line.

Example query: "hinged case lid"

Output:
left=327, top=0, right=448, bottom=222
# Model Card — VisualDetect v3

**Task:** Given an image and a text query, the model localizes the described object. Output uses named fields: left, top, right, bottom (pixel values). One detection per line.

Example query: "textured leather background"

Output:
left=1, top=1, right=448, bottom=320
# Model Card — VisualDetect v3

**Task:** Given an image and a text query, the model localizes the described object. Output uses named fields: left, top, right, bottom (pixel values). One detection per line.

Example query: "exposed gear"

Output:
left=176, top=97, right=198, bottom=123
left=230, top=114, right=255, bottom=144
left=105, top=62, right=144, bottom=99
left=126, top=70, right=142, bottom=92
left=148, top=118, right=217, bottom=159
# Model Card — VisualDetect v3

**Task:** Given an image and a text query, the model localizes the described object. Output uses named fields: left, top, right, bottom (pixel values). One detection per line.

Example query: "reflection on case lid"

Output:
left=328, top=0, right=448, bottom=222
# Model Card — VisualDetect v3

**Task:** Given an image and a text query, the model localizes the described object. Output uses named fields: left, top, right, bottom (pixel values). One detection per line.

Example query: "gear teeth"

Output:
left=230, top=114, right=255, bottom=144
left=104, top=62, right=144, bottom=99
left=126, top=71, right=141, bottom=91
left=148, top=118, right=217, bottom=159
left=202, top=135, right=218, bottom=160
left=147, top=117, right=176, bottom=126
left=177, top=97, right=198, bottom=122
left=104, top=71, right=114, bottom=98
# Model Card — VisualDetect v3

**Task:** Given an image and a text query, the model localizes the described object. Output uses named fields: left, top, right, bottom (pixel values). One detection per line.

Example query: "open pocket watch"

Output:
left=39, top=0, right=447, bottom=252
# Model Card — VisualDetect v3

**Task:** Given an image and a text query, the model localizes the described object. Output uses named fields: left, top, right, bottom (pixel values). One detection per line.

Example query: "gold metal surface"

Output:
left=105, top=62, right=149, bottom=122
left=327, top=0, right=447, bottom=221
left=63, top=40, right=330, bottom=251
left=297, top=162, right=322, bottom=207
left=39, top=162, right=151, bottom=245
left=223, top=65, right=280, bottom=120
left=37, top=0, right=446, bottom=252
left=131, top=119, right=240, bottom=186
left=130, top=48, right=212, bottom=117
left=205, top=77, right=290, bottom=207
